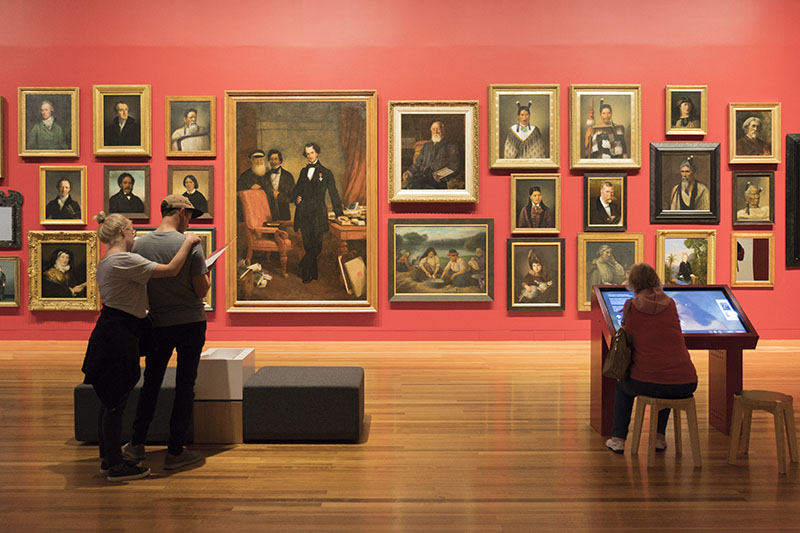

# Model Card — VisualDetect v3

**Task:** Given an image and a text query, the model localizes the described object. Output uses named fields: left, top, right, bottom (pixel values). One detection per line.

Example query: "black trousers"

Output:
left=95, top=391, right=129, bottom=466
left=298, top=226, right=323, bottom=279
left=131, top=321, right=206, bottom=455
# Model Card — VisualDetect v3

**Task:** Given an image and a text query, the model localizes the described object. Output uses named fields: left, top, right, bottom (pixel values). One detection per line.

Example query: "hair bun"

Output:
left=95, top=211, right=107, bottom=224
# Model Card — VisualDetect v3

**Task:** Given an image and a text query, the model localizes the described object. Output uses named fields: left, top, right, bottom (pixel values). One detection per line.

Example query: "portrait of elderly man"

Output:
left=736, top=116, right=771, bottom=156
left=402, top=121, right=463, bottom=190
left=171, top=107, right=210, bottom=152
left=28, top=100, right=68, bottom=150
left=108, top=172, right=145, bottom=214
left=104, top=101, right=141, bottom=146
left=589, top=181, right=621, bottom=225
left=586, top=244, right=627, bottom=299
left=668, top=156, right=709, bottom=211
left=584, top=100, right=628, bottom=159
left=736, top=182, right=769, bottom=221
left=237, top=149, right=268, bottom=192
left=45, top=176, right=81, bottom=220
left=504, top=101, right=546, bottom=159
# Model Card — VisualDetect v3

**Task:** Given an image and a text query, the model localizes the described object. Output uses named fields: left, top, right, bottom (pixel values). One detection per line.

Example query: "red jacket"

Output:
left=625, top=288, right=697, bottom=384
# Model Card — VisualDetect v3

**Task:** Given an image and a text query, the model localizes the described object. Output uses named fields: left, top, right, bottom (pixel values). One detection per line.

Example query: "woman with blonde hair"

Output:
left=606, top=262, right=698, bottom=454
left=81, top=212, right=199, bottom=481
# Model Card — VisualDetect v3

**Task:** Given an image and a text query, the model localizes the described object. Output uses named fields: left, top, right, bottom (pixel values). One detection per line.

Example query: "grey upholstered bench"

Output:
left=243, top=366, right=364, bottom=442
left=74, top=367, right=188, bottom=443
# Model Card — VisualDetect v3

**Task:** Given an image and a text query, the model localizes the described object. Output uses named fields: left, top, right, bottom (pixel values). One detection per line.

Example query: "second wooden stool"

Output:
left=630, top=395, right=702, bottom=468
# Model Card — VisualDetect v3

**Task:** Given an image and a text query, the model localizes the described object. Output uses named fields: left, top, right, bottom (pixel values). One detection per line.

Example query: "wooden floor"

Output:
left=2, top=340, right=800, bottom=531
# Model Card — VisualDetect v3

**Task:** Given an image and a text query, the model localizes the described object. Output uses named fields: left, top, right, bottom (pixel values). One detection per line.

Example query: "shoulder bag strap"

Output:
left=621, top=299, right=633, bottom=327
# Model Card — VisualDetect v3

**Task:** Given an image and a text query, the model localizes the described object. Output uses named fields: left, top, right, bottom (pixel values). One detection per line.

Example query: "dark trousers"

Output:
left=131, top=321, right=206, bottom=455
left=612, top=378, right=697, bottom=439
left=95, top=392, right=129, bottom=467
left=298, top=227, right=323, bottom=279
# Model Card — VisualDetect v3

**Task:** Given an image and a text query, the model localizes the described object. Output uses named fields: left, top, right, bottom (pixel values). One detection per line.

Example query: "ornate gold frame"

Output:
left=225, top=90, right=377, bottom=313
left=165, top=96, right=217, bottom=158
left=665, top=85, right=708, bottom=136
left=577, top=232, right=644, bottom=312
left=729, top=102, right=781, bottom=164
left=731, top=232, right=775, bottom=288
left=388, top=101, right=479, bottom=203
left=18, top=87, right=80, bottom=157
left=569, top=84, right=641, bottom=170
left=0, top=257, right=21, bottom=307
left=489, top=84, right=559, bottom=169
left=93, top=84, right=152, bottom=157
left=28, top=230, right=99, bottom=311
left=656, top=229, right=716, bottom=286
left=39, top=165, right=87, bottom=226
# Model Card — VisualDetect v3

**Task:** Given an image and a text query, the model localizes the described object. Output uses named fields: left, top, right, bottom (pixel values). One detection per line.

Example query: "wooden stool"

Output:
left=728, top=390, right=799, bottom=474
left=630, top=395, right=701, bottom=468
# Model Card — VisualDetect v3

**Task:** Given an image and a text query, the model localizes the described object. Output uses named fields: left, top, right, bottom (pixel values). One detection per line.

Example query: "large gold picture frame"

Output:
left=577, top=232, right=644, bottom=312
left=731, top=232, right=774, bottom=288
left=0, top=96, right=4, bottom=179
left=729, top=102, right=781, bottom=164
left=93, top=84, right=152, bottom=157
left=489, top=84, right=559, bottom=169
left=18, top=87, right=80, bottom=158
left=569, top=84, right=641, bottom=169
left=165, top=96, right=216, bottom=158
left=28, top=230, right=99, bottom=311
left=388, top=101, right=479, bottom=203
left=656, top=229, right=716, bottom=286
left=225, top=90, right=377, bottom=313
left=39, top=165, right=87, bottom=226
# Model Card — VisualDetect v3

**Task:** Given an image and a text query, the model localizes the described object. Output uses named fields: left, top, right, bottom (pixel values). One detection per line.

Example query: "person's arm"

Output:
left=192, top=272, right=211, bottom=298
left=150, top=232, right=201, bottom=279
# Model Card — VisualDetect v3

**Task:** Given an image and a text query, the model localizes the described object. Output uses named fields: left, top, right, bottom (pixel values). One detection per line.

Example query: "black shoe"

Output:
left=100, top=461, right=109, bottom=474
left=107, top=460, right=150, bottom=481
left=302, top=277, right=313, bottom=283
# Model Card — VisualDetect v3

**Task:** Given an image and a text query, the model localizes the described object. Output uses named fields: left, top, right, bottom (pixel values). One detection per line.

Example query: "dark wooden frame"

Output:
left=732, top=170, right=774, bottom=227
left=0, top=190, right=23, bottom=248
left=650, top=142, right=720, bottom=224
left=506, top=237, right=565, bottom=312
left=583, top=173, right=627, bottom=232
left=786, top=135, right=800, bottom=266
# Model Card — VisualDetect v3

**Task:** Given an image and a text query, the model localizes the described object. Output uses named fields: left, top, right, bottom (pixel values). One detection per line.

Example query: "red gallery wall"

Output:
left=1, top=0, right=800, bottom=341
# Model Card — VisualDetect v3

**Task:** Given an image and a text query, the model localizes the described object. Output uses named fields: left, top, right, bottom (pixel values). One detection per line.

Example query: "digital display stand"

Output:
left=591, top=285, right=758, bottom=435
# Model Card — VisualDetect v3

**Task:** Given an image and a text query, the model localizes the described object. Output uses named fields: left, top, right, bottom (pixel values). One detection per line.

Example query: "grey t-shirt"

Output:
left=97, top=252, right=157, bottom=318
left=132, top=231, right=207, bottom=327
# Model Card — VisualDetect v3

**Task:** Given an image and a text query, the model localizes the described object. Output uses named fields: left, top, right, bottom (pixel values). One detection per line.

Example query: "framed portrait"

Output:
left=732, top=171, right=774, bottom=226
left=93, top=85, right=152, bottom=157
left=649, top=142, right=720, bottom=224
left=135, top=226, right=217, bottom=311
left=488, top=84, right=559, bottom=169
left=0, top=257, right=21, bottom=307
left=507, top=238, right=564, bottom=311
left=388, top=101, right=479, bottom=203
left=510, top=174, right=560, bottom=235
left=729, top=103, right=781, bottom=164
left=569, top=84, right=641, bottom=169
left=226, top=90, right=377, bottom=313
left=665, top=85, right=707, bottom=136
left=786, top=135, right=800, bottom=267
left=388, top=218, right=493, bottom=302
left=165, top=96, right=216, bottom=158
left=0, top=190, right=23, bottom=249
left=577, top=233, right=643, bottom=312
left=39, top=166, right=87, bottom=226
left=28, top=230, right=99, bottom=311
left=104, top=165, right=150, bottom=221
left=18, top=87, right=79, bottom=157
left=584, top=173, right=626, bottom=232
left=656, top=229, right=716, bottom=286
left=0, top=96, right=4, bottom=179
left=731, top=232, right=774, bottom=288
left=168, top=165, right=213, bottom=219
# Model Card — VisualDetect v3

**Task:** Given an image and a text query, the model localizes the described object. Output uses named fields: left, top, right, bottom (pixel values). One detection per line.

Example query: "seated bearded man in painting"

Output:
left=504, top=101, right=546, bottom=159
left=402, top=121, right=463, bottom=190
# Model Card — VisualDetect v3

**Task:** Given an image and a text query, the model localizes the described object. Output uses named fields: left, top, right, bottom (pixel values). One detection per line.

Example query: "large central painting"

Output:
left=225, top=91, right=377, bottom=312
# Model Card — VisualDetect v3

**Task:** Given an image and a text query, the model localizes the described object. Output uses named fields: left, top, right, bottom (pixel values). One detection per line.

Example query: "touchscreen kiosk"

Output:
left=590, top=285, right=758, bottom=436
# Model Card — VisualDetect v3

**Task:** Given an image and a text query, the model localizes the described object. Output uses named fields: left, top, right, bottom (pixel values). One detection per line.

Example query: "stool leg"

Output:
left=728, top=396, right=743, bottom=465
left=673, top=408, right=683, bottom=455
left=774, top=409, right=787, bottom=475
left=686, top=398, right=702, bottom=468
left=783, top=402, right=799, bottom=463
left=741, top=407, right=753, bottom=455
left=648, top=404, right=658, bottom=468
left=631, top=398, right=646, bottom=456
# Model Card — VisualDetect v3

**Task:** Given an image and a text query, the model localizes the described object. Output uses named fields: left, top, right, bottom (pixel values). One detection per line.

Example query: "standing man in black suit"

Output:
left=292, top=142, right=348, bottom=283
left=104, top=101, right=141, bottom=146
left=266, top=149, right=296, bottom=222
left=589, top=181, right=621, bottom=225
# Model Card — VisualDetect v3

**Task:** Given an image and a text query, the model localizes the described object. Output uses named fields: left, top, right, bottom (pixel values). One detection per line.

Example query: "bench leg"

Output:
left=648, top=404, right=658, bottom=468
left=740, top=407, right=753, bottom=455
left=774, top=409, right=787, bottom=475
left=729, top=396, right=743, bottom=465
left=673, top=408, right=683, bottom=456
left=686, top=398, right=702, bottom=468
left=631, top=398, right=646, bottom=456
left=783, top=402, right=799, bottom=463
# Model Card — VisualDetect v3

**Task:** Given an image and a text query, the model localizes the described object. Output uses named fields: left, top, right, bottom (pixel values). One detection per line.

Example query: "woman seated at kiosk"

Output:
left=606, top=263, right=698, bottom=453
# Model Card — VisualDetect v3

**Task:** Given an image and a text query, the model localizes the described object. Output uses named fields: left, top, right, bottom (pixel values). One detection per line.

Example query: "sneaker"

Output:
left=655, top=438, right=667, bottom=452
left=107, top=461, right=150, bottom=482
left=100, top=461, right=109, bottom=474
left=122, top=442, right=145, bottom=462
left=163, top=449, right=203, bottom=470
left=606, top=438, right=625, bottom=454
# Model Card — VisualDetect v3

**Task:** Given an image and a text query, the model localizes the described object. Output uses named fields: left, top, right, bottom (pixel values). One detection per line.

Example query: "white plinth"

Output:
left=194, top=347, right=255, bottom=400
